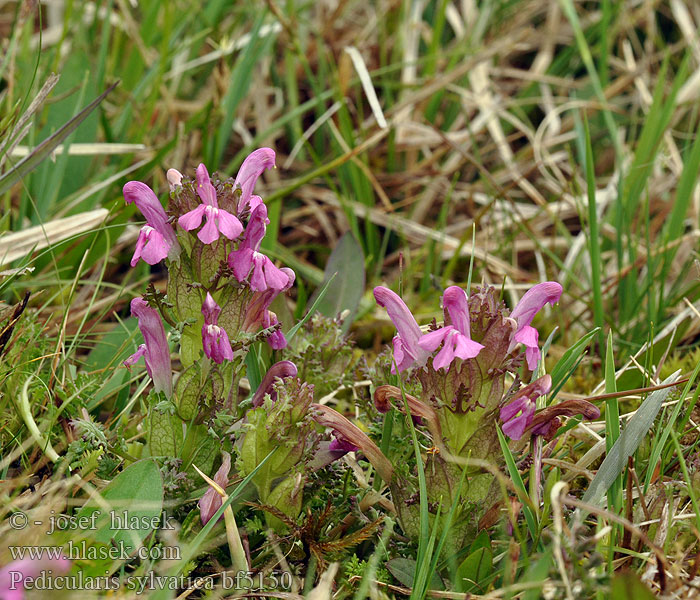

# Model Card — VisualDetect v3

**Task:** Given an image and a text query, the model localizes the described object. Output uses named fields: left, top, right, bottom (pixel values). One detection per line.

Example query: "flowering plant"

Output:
left=121, top=150, right=599, bottom=553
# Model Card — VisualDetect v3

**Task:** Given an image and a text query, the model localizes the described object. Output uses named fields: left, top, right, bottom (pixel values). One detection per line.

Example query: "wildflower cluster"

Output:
left=120, top=150, right=599, bottom=552
left=122, top=149, right=294, bottom=481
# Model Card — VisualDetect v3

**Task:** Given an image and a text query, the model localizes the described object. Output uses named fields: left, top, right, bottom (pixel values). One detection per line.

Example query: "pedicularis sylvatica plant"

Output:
left=123, top=149, right=599, bottom=543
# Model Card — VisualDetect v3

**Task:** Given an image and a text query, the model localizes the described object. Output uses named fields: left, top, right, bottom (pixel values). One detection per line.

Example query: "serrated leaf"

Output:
left=308, top=232, right=365, bottom=332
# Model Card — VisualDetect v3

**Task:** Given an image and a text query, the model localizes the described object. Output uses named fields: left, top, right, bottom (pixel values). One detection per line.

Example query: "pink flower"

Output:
left=243, top=268, right=295, bottom=349
left=252, top=360, right=298, bottom=407
left=199, top=451, right=231, bottom=525
left=0, top=554, right=70, bottom=600
left=508, top=282, right=563, bottom=370
left=500, top=375, right=552, bottom=440
left=201, top=293, right=234, bottom=364
left=123, top=181, right=180, bottom=266
left=124, top=298, right=172, bottom=398
left=373, top=286, right=430, bottom=373
left=234, top=148, right=276, bottom=213
left=166, top=168, right=183, bottom=190
left=178, top=164, right=243, bottom=244
left=228, top=204, right=291, bottom=292
left=417, top=286, right=484, bottom=371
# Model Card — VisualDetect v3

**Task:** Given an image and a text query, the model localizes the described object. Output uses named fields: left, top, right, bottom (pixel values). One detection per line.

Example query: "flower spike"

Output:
left=178, top=164, right=243, bottom=244
left=123, top=181, right=180, bottom=266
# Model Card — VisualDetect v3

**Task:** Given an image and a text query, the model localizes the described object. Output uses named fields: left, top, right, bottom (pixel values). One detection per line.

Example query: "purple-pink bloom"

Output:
left=0, top=554, right=70, bottom=600
left=500, top=375, right=552, bottom=440
left=124, top=298, right=172, bottom=398
left=252, top=360, right=298, bottom=407
left=234, top=148, right=276, bottom=213
left=417, top=286, right=484, bottom=371
left=243, top=268, right=295, bottom=349
left=199, top=451, right=231, bottom=525
left=373, top=286, right=430, bottom=373
left=228, top=204, right=290, bottom=292
left=178, top=164, right=243, bottom=244
left=508, top=282, right=563, bottom=371
left=328, top=437, right=359, bottom=454
left=124, top=181, right=180, bottom=267
left=201, top=293, right=234, bottom=364
left=166, top=168, right=182, bottom=190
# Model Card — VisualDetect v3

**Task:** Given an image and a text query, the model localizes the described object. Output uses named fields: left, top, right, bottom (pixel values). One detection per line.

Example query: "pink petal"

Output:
left=235, top=148, right=276, bottom=212
left=252, top=360, right=298, bottom=407
left=130, top=298, right=172, bottom=397
left=442, top=286, right=471, bottom=335
left=241, top=204, right=269, bottom=251
left=500, top=396, right=529, bottom=422
left=140, top=229, right=171, bottom=265
left=195, top=163, right=218, bottom=207
left=199, top=452, right=231, bottom=524
left=130, top=228, right=148, bottom=267
left=249, top=255, right=268, bottom=291
left=178, top=205, right=206, bottom=231
left=198, top=211, right=220, bottom=244
left=262, top=258, right=291, bottom=290
left=418, top=327, right=450, bottom=352
left=229, top=247, right=254, bottom=281
left=202, top=292, right=221, bottom=325
left=166, top=168, right=182, bottom=189
left=525, top=345, right=541, bottom=371
left=453, top=333, right=484, bottom=360
left=373, top=286, right=429, bottom=369
left=510, top=282, right=563, bottom=329
left=123, top=181, right=168, bottom=232
left=216, top=209, right=243, bottom=240
left=124, top=344, right=147, bottom=368
left=432, top=338, right=456, bottom=370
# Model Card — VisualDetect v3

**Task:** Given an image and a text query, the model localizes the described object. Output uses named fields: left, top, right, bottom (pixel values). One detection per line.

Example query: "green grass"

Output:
left=3, top=0, right=700, bottom=597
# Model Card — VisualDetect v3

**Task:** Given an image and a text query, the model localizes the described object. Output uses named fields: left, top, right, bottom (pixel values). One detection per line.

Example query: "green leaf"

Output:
left=456, top=545, right=492, bottom=593
left=174, top=363, right=203, bottom=420
left=521, top=551, right=553, bottom=600
left=609, top=573, right=656, bottom=600
left=75, top=459, right=163, bottom=555
left=308, top=232, right=365, bottom=331
left=166, top=260, right=202, bottom=323
left=581, top=371, right=680, bottom=508
left=0, top=82, right=117, bottom=195
left=149, top=406, right=183, bottom=457
left=385, top=557, right=443, bottom=590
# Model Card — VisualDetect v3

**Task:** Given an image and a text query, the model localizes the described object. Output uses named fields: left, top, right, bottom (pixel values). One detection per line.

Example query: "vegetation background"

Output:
left=3, top=0, right=700, bottom=597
